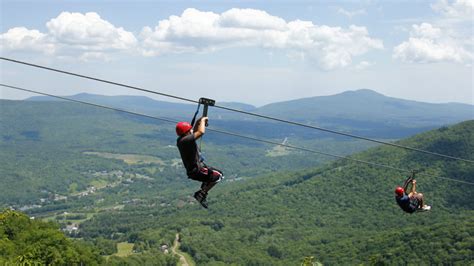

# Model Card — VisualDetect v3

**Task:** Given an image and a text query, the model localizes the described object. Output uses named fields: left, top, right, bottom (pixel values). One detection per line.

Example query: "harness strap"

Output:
left=190, top=102, right=201, bottom=127
left=190, top=101, right=206, bottom=161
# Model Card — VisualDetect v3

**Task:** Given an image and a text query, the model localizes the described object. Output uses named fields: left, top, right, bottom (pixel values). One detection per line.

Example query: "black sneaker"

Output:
left=193, top=191, right=208, bottom=209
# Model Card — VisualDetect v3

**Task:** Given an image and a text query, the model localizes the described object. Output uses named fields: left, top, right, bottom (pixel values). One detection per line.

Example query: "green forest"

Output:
left=0, top=99, right=473, bottom=265
left=0, top=209, right=178, bottom=265
left=0, top=209, right=102, bottom=265
left=75, top=121, right=474, bottom=265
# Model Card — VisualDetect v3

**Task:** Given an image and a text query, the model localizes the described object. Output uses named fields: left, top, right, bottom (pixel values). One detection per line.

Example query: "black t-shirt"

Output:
left=177, top=134, right=200, bottom=174
left=395, top=194, right=416, bottom=213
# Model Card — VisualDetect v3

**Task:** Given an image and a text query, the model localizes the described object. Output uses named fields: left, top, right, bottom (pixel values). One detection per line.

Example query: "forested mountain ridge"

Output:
left=77, top=120, right=474, bottom=265
left=27, top=89, right=474, bottom=138
left=258, top=89, right=473, bottom=124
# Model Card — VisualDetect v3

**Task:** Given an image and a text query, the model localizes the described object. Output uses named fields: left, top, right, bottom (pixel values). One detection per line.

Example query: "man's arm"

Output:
left=411, top=179, right=417, bottom=193
left=193, top=117, right=208, bottom=140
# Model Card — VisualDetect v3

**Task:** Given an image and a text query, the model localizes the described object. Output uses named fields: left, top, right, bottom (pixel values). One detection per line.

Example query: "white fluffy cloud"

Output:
left=219, top=8, right=287, bottom=30
left=431, top=0, right=474, bottom=20
left=1, top=9, right=382, bottom=68
left=393, top=0, right=473, bottom=64
left=1, top=12, right=137, bottom=60
left=0, top=27, right=55, bottom=54
left=140, top=8, right=383, bottom=70
left=139, top=8, right=290, bottom=56
left=47, top=12, right=137, bottom=51
left=393, top=23, right=472, bottom=64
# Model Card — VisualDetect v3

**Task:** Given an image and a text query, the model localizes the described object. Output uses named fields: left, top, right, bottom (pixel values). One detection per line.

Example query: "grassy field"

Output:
left=266, top=145, right=292, bottom=157
left=90, top=179, right=109, bottom=189
left=42, top=212, right=95, bottom=224
left=114, top=242, right=135, bottom=257
left=83, top=151, right=165, bottom=165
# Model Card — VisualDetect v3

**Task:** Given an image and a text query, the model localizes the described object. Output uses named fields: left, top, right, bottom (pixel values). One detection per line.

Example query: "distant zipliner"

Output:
left=176, top=98, right=223, bottom=209
left=395, top=171, right=431, bottom=213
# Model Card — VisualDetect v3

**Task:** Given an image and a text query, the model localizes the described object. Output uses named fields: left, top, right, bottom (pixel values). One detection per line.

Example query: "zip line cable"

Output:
left=0, top=57, right=198, bottom=105
left=2, top=83, right=473, bottom=186
left=1, top=56, right=473, bottom=164
left=212, top=105, right=474, bottom=164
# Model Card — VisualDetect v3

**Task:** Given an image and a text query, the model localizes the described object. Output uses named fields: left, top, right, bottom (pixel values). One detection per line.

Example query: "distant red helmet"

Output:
left=176, top=122, right=192, bottom=136
left=395, top=186, right=404, bottom=196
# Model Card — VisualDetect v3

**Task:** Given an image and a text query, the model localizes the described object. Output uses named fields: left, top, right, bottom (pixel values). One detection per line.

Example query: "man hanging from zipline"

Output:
left=395, top=172, right=431, bottom=213
left=176, top=98, right=223, bottom=208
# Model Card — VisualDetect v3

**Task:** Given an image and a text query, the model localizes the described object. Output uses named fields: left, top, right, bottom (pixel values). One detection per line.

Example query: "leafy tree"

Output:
left=0, top=210, right=102, bottom=265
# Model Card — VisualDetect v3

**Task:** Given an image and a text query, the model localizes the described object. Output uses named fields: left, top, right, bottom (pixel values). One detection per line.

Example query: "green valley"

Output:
left=76, top=120, right=474, bottom=265
left=0, top=96, right=472, bottom=265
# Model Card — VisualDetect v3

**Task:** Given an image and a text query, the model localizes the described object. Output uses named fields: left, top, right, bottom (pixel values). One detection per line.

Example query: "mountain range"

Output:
left=28, top=89, right=473, bottom=139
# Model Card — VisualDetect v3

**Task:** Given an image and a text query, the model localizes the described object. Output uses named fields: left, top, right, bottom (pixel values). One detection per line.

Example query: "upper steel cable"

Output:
left=212, top=105, right=474, bottom=164
left=1, top=56, right=473, bottom=164
left=0, top=57, right=197, bottom=105
left=1, top=83, right=473, bottom=186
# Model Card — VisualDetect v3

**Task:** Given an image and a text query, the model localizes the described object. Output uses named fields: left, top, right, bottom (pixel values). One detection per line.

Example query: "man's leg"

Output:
left=189, top=167, right=223, bottom=208
left=188, top=169, right=211, bottom=208
left=414, top=193, right=424, bottom=208
left=200, top=167, right=223, bottom=194
left=193, top=189, right=208, bottom=208
left=415, top=192, right=431, bottom=211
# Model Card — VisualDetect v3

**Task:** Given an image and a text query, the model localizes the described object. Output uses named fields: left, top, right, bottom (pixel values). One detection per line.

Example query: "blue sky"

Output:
left=1, top=0, right=473, bottom=106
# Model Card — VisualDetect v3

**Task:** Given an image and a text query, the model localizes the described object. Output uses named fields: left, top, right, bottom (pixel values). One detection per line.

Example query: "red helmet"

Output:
left=176, top=122, right=192, bottom=136
left=395, top=186, right=404, bottom=196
